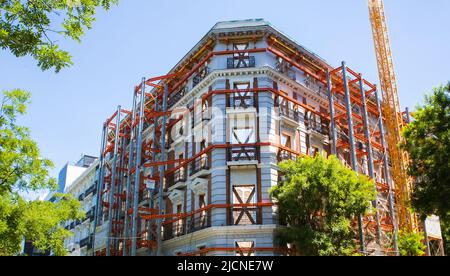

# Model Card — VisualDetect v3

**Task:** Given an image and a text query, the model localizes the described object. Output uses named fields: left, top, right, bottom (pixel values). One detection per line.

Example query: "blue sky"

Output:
left=1, top=0, right=449, bottom=185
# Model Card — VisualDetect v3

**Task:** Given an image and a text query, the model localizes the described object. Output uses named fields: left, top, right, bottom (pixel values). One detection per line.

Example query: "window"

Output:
left=175, top=204, right=183, bottom=236
left=232, top=82, right=253, bottom=108
left=199, top=194, right=206, bottom=228
left=228, top=43, right=255, bottom=69
left=232, top=127, right=255, bottom=145
left=235, top=241, right=255, bottom=256
left=202, top=101, right=210, bottom=121
left=281, top=134, right=292, bottom=149
left=232, top=185, right=256, bottom=225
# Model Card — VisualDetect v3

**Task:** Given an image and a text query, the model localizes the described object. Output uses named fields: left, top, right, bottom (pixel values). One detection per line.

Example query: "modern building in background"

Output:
left=92, top=19, right=405, bottom=256
left=44, top=155, right=97, bottom=204
left=58, top=155, right=97, bottom=193
left=62, top=157, right=99, bottom=256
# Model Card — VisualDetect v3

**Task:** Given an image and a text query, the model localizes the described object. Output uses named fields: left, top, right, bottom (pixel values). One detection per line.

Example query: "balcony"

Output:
left=187, top=213, right=209, bottom=234
left=163, top=212, right=210, bottom=241
left=174, top=168, right=187, bottom=183
left=84, top=208, right=95, bottom=222
left=275, top=59, right=296, bottom=81
left=84, top=184, right=96, bottom=197
left=190, top=155, right=209, bottom=176
left=167, top=168, right=187, bottom=189
left=280, top=106, right=301, bottom=122
left=228, top=146, right=258, bottom=162
left=230, top=93, right=254, bottom=109
left=277, top=149, right=298, bottom=163
left=79, top=236, right=92, bottom=249
left=308, top=116, right=330, bottom=137
left=163, top=219, right=186, bottom=241
left=227, top=56, right=256, bottom=69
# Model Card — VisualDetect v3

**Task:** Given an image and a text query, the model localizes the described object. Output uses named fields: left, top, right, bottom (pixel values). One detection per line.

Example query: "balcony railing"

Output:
left=227, top=56, right=256, bottom=69
left=80, top=236, right=92, bottom=249
left=277, top=149, right=298, bottom=163
left=308, top=118, right=330, bottom=137
left=84, top=207, right=95, bottom=222
left=163, top=218, right=185, bottom=241
left=280, top=106, right=301, bottom=122
left=190, top=155, right=209, bottom=176
left=174, top=168, right=187, bottom=183
left=167, top=168, right=187, bottom=188
left=187, top=213, right=209, bottom=234
left=228, top=146, right=258, bottom=162
left=275, top=59, right=296, bottom=81
left=230, top=93, right=254, bottom=109
left=163, top=212, right=210, bottom=241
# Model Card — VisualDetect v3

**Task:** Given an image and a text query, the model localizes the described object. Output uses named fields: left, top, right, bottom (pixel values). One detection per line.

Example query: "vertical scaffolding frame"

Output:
left=122, top=89, right=138, bottom=256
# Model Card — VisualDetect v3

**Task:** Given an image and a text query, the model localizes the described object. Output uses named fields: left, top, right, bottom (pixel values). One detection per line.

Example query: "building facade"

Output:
left=93, top=19, right=399, bottom=256
left=62, top=157, right=99, bottom=256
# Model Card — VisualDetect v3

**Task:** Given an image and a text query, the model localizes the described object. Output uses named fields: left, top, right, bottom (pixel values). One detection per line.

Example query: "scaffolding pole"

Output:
left=123, top=89, right=138, bottom=256
left=359, top=75, right=382, bottom=244
left=106, top=105, right=122, bottom=256
left=326, top=69, right=337, bottom=155
left=131, top=78, right=146, bottom=256
left=341, top=61, right=366, bottom=254
left=92, top=122, right=107, bottom=256
left=156, top=84, right=169, bottom=256
left=375, top=89, right=399, bottom=255
left=148, top=96, right=159, bottom=256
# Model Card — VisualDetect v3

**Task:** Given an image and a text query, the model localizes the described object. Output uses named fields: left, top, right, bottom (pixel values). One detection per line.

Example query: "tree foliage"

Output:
left=0, top=90, right=84, bottom=256
left=270, top=154, right=376, bottom=256
left=0, top=89, right=56, bottom=194
left=397, top=231, right=426, bottom=256
left=0, top=193, right=84, bottom=256
left=1, top=0, right=118, bottom=72
left=402, top=83, right=450, bottom=255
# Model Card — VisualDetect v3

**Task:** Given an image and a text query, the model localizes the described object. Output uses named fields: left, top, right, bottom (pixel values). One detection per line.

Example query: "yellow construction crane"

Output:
left=368, top=0, right=419, bottom=234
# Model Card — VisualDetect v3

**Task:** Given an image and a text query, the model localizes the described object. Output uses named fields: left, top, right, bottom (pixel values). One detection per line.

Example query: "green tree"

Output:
left=402, top=83, right=450, bottom=219
left=0, top=90, right=84, bottom=256
left=402, top=83, right=450, bottom=253
left=1, top=0, right=118, bottom=72
left=398, top=231, right=426, bottom=256
left=270, top=154, right=376, bottom=256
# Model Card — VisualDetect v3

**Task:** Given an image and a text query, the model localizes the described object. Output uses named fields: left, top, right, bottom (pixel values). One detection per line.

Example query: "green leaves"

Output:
left=397, top=231, right=426, bottom=256
left=1, top=90, right=56, bottom=194
left=0, top=193, right=84, bottom=256
left=34, top=45, right=73, bottom=72
left=0, top=90, right=82, bottom=255
left=270, top=154, right=376, bottom=256
left=0, top=0, right=116, bottom=255
left=402, top=84, right=450, bottom=221
left=0, top=0, right=118, bottom=72
left=22, top=193, right=85, bottom=256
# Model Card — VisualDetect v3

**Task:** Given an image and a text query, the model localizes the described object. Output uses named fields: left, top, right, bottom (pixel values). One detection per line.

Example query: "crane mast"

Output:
left=368, top=0, right=418, bottom=233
